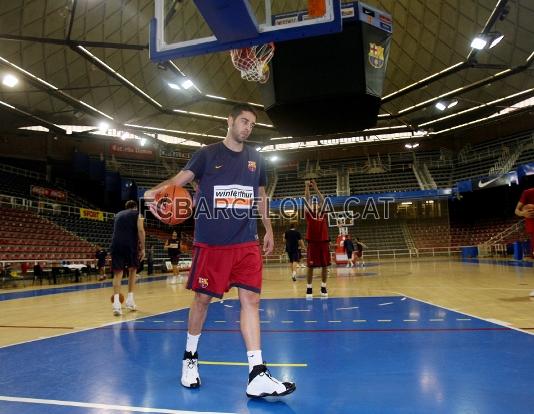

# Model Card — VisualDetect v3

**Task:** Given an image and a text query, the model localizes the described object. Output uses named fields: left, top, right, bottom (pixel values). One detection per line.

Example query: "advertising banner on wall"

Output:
left=80, top=208, right=104, bottom=221
left=30, top=186, right=67, bottom=201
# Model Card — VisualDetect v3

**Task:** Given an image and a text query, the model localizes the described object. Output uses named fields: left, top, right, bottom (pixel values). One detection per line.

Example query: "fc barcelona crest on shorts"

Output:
left=369, top=43, right=385, bottom=69
left=199, top=277, right=209, bottom=289
left=248, top=161, right=257, bottom=172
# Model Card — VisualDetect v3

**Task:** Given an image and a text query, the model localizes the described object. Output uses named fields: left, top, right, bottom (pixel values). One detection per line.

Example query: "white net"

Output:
left=230, top=42, right=275, bottom=83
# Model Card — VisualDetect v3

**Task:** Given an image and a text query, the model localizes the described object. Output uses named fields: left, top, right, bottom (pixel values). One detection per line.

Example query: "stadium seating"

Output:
left=0, top=207, right=95, bottom=262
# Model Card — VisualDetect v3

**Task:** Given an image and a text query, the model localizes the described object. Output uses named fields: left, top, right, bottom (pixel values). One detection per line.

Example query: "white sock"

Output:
left=321, top=282, right=327, bottom=288
left=307, top=284, right=312, bottom=289
left=127, top=292, right=134, bottom=301
left=113, top=293, right=120, bottom=304
left=186, top=333, right=201, bottom=354
left=247, top=350, right=263, bottom=372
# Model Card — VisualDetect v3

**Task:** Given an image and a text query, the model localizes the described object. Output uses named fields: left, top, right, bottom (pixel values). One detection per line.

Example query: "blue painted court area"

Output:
left=460, top=257, right=534, bottom=267
left=1, top=296, right=534, bottom=413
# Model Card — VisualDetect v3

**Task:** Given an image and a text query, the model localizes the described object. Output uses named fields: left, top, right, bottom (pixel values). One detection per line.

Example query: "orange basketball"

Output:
left=149, top=184, right=192, bottom=225
left=110, top=293, right=125, bottom=304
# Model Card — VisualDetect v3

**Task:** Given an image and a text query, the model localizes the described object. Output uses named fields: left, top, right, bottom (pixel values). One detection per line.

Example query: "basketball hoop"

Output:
left=230, top=42, right=275, bottom=84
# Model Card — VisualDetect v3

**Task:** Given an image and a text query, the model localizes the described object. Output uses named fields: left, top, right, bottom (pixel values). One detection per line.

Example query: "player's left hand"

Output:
left=263, top=231, right=274, bottom=255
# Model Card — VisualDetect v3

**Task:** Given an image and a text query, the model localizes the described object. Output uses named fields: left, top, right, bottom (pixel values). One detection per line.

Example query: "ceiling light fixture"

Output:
left=470, top=32, right=504, bottom=50
left=167, top=82, right=181, bottom=90
left=435, top=99, right=458, bottom=111
left=2, top=74, right=18, bottom=87
left=181, top=79, right=194, bottom=89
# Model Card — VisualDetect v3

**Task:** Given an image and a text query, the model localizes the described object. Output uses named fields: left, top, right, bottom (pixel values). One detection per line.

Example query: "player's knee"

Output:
left=194, top=292, right=212, bottom=307
left=240, top=290, right=260, bottom=308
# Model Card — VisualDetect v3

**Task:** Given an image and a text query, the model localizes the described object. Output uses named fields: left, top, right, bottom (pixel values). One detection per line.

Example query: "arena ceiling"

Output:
left=0, top=0, right=533, bottom=152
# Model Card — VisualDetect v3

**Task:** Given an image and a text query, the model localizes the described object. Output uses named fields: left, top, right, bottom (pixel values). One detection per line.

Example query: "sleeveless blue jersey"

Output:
left=184, top=142, right=267, bottom=246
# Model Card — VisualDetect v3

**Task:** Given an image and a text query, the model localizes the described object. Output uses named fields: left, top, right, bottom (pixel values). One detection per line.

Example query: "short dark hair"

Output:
left=125, top=200, right=137, bottom=209
left=229, top=104, right=257, bottom=120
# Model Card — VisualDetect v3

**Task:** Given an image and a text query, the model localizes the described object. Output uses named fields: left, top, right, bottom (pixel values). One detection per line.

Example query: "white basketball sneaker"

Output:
left=306, top=287, right=313, bottom=300
left=320, top=286, right=328, bottom=298
left=112, top=302, right=122, bottom=316
left=181, top=351, right=201, bottom=388
left=246, top=364, right=296, bottom=398
left=125, top=298, right=137, bottom=311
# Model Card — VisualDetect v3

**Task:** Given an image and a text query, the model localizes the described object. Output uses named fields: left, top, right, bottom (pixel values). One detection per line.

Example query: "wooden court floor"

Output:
left=1, top=257, right=534, bottom=348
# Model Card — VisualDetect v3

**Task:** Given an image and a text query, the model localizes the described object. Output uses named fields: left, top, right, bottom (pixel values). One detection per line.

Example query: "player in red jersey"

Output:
left=515, top=187, right=534, bottom=296
left=304, top=180, right=330, bottom=299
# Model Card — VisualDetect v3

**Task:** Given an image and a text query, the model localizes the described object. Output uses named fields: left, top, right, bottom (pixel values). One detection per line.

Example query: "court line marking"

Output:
left=0, top=395, right=235, bottom=414
left=0, top=300, right=204, bottom=350
left=403, top=320, right=417, bottom=322
left=287, top=309, right=311, bottom=312
left=336, top=306, right=359, bottom=310
left=394, top=293, right=534, bottom=337
left=199, top=361, right=307, bottom=367
left=0, top=275, right=171, bottom=302
left=0, top=325, right=74, bottom=329
left=378, top=302, right=394, bottom=306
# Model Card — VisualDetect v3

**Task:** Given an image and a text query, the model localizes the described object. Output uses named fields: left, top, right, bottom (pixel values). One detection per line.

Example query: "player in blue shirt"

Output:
left=110, top=200, right=145, bottom=315
left=145, top=104, right=295, bottom=398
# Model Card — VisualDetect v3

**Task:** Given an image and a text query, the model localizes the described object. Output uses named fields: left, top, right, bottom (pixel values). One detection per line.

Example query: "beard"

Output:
left=229, top=126, right=249, bottom=142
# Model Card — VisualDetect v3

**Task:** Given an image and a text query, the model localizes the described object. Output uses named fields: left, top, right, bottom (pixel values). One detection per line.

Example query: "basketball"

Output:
left=149, top=184, right=192, bottom=225
left=110, top=293, right=125, bottom=304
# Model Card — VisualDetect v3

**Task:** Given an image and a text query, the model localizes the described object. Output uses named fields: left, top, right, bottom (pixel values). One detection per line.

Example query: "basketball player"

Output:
left=342, top=234, right=355, bottom=267
left=165, top=230, right=181, bottom=283
left=515, top=187, right=534, bottom=295
left=284, top=225, right=304, bottom=281
left=145, top=104, right=295, bottom=398
left=304, top=179, right=330, bottom=299
left=110, top=200, right=145, bottom=316
left=95, top=248, right=107, bottom=280
left=354, top=237, right=368, bottom=267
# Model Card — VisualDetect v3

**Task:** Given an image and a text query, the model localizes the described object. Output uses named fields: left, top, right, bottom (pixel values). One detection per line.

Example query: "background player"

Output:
left=342, top=234, right=355, bottom=267
left=354, top=237, right=368, bottom=267
left=304, top=179, right=330, bottom=299
left=515, top=187, right=534, bottom=296
left=110, top=200, right=145, bottom=316
left=165, top=230, right=181, bottom=283
left=145, top=104, right=295, bottom=398
left=284, top=225, right=304, bottom=281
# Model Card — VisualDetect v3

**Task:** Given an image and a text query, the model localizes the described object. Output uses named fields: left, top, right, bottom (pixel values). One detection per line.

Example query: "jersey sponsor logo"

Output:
left=215, top=165, right=223, bottom=169
left=248, top=161, right=257, bottom=172
left=213, top=185, right=254, bottom=209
